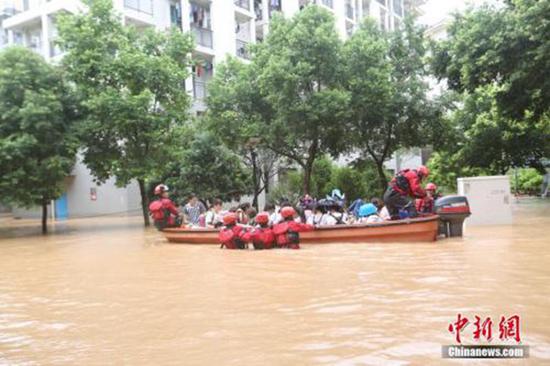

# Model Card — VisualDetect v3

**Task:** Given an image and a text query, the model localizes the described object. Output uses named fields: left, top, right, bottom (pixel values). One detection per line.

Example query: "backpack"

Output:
left=251, top=227, right=275, bottom=250
left=149, top=200, right=167, bottom=221
left=329, top=213, right=345, bottom=225
left=274, top=222, right=300, bottom=247
left=219, top=227, right=246, bottom=249
left=395, top=169, right=411, bottom=192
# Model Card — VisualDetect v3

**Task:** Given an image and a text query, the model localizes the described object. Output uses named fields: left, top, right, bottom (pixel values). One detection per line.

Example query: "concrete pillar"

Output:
left=41, top=14, right=49, bottom=59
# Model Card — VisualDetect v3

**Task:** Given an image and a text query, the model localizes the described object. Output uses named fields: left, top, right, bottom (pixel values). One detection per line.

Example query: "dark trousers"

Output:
left=383, top=187, right=418, bottom=220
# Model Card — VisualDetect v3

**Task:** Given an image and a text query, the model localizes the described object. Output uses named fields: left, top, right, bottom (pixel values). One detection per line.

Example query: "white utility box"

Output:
left=457, top=175, right=513, bottom=226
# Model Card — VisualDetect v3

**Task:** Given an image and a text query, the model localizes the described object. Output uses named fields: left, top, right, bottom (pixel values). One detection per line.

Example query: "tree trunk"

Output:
left=250, top=149, right=260, bottom=211
left=303, top=162, right=313, bottom=195
left=375, top=160, right=388, bottom=195
left=138, top=179, right=150, bottom=227
left=41, top=200, right=48, bottom=235
left=302, top=142, right=318, bottom=195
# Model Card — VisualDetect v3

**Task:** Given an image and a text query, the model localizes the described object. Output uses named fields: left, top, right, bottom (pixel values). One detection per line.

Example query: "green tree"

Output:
left=206, top=58, right=277, bottom=210
left=253, top=6, right=351, bottom=194
left=0, top=47, right=79, bottom=233
left=430, top=86, right=550, bottom=181
left=432, top=0, right=549, bottom=120
left=57, top=0, right=193, bottom=226
left=162, top=130, right=251, bottom=204
left=343, top=19, right=436, bottom=192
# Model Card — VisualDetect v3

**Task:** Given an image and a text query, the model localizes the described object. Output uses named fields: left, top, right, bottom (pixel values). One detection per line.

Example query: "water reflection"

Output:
left=1, top=200, right=549, bottom=365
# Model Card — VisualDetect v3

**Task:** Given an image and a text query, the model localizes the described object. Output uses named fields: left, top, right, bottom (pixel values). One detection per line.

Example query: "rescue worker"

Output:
left=415, top=182, right=439, bottom=214
left=148, top=184, right=182, bottom=230
left=383, top=165, right=430, bottom=220
left=249, top=212, right=275, bottom=250
left=218, top=213, right=250, bottom=250
left=272, top=207, right=314, bottom=249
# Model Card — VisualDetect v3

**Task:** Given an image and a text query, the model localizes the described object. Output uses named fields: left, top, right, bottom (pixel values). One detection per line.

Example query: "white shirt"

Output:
left=379, top=207, right=391, bottom=220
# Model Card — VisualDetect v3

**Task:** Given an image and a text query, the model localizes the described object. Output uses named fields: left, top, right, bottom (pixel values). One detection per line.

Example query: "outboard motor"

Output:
left=434, top=195, right=471, bottom=237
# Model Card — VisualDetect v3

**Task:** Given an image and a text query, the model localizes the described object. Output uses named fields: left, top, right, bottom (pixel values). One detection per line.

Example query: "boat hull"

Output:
left=162, top=215, right=439, bottom=244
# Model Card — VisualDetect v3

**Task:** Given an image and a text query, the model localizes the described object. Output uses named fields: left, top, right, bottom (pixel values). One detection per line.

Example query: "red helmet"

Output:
left=280, top=206, right=296, bottom=219
left=417, top=165, right=430, bottom=178
left=426, top=182, right=437, bottom=191
left=154, top=184, right=169, bottom=195
left=255, top=212, right=269, bottom=225
left=223, top=213, right=237, bottom=225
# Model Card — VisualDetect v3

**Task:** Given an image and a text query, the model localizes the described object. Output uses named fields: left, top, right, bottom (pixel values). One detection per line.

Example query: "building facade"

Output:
left=1, top=0, right=409, bottom=217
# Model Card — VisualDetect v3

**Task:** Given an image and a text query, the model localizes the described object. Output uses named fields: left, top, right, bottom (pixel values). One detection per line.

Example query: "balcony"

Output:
left=191, top=25, right=213, bottom=48
left=236, top=39, right=250, bottom=59
left=234, top=0, right=249, bottom=11
left=124, top=0, right=153, bottom=15
left=193, top=79, right=207, bottom=100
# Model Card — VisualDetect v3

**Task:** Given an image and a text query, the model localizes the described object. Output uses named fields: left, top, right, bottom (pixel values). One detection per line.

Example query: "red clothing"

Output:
left=150, top=198, right=179, bottom=225
left=415, top=196, right=434, bottom=213
left=390, top=169, right=426, bottom=198
left=250, top=226, right=275, bottom=249
left=272, top=220, right=314, bottom=249
left=219, top=225, right=251, bottom=249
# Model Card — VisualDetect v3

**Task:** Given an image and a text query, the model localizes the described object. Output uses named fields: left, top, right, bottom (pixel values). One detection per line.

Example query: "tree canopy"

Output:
left=343, top=18, right=435, bottom=191
left=0, top=47, right=79, bottom=233
left=432, top=0, right=550, bottom=120
left=252, top=6, right=351, bottom=194
left=57, top=0, right=194, bottom=225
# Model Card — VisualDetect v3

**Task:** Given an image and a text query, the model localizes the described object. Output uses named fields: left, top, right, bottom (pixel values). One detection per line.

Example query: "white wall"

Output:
left=66, top=156, right=141, bottom=217
left=457, top=176, right=513, bottom=226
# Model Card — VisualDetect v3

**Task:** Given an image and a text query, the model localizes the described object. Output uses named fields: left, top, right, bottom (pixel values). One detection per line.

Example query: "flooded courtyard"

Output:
left=1, top=199, right=549, bottom=365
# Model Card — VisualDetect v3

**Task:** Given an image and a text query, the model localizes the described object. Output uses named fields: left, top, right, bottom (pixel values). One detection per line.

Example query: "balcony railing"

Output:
left=234, top=0, right=250, bottom=11
left=236, top=39, right=250, bottom=59
left=320, top=0, right=333, bottom=8
left=193, top=79, right=207, bottom=100
left=124, top=0, right=153, bottom=15
left=191, top=25, right=213, bottom=48
left=346, top=3, right=354, bottom=19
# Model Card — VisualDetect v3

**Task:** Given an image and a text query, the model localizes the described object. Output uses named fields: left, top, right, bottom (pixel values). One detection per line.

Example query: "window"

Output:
left=170, top=1, right=182, bottom=30
left=379, top=8, right=387, bottom=31
left=393, top=0, right=402, bottom=16
left=124, top=0, right=153, bottom=15
left=376, top=0, right=385, bottom=6
left=362, top=0, right=370, bottom=17
left=321, top=0, right=333, bottom=8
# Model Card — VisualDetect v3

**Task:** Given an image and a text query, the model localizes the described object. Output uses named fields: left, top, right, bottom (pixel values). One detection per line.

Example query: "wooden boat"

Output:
left=162, top=215, right=439, bottom=244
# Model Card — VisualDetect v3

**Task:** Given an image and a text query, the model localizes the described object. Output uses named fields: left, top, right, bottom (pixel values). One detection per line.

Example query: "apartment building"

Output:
left=0, top=0, right=409, bottom=217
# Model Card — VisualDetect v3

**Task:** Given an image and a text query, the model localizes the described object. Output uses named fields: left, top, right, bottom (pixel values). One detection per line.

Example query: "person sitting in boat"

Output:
left=306, top=204, right=325, bottom=226
left=415, top=182, right=440, bottom=214
left=249, top=212, right=275, bottom=250
left=219, top=213, right=250, bottom=250
left=383, top=165, right=429, bottom=220
left=263, top=203, right=278, bottom=225
left=149, top=184, right=182, bottom=231
left=321, top=200, right=349, bottom=225
left=348, top=196, right=367, bottom=218
left=205, top=198, right=224, bottom=228
left=273, top=207, right=314, bottom=249
left=327, top=189, right=346, bottom=207
left=358, top=203, right=384, bottom=224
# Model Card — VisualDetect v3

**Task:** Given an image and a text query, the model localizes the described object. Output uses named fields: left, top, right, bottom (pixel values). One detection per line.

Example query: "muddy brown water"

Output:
left=1, top=199, right=549, bottom=365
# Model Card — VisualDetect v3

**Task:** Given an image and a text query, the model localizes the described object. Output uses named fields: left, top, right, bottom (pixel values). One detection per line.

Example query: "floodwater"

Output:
left=1, top=200, right=549, bottom=365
